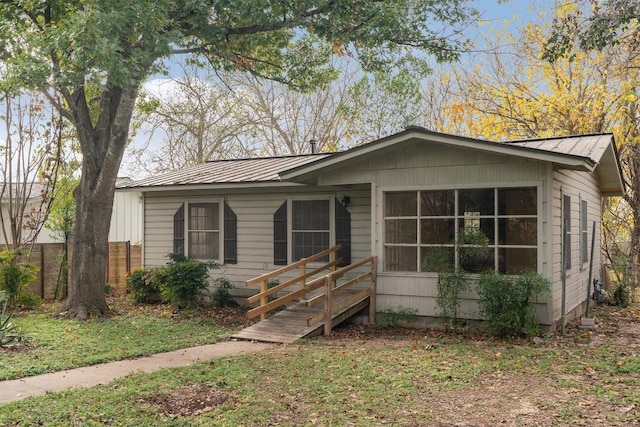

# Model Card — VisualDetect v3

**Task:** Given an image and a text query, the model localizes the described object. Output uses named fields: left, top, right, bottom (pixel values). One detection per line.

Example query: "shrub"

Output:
left=422, top=227, right=488, bottom=328
left=0, top=250, right=39, bottom=310
left=476, top=271, right=550, bottom=338
left=376, top=307, right=418, bottom=329
left=127, top=269, right=162, bottom=303
left=267, top=279, right=280, bottom=302
left=611, top=282, right=630, bottom=307
left=16, top=291, right=42, bottom=309
left=156, top=253, right=218, bottom=308
left=211, top=277, right=238, bottom=307
left=0, top=291, right=24, bottom=347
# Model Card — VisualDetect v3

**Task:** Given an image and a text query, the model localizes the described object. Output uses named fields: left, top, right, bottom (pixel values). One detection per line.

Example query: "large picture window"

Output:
left=384, top=187, right=538, bottom=274
left=188, top=203, right=220, bottom=260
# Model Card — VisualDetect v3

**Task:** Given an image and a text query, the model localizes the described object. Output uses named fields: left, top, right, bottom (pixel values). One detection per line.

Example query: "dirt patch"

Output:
left=146, top=383, right=232, bottom=417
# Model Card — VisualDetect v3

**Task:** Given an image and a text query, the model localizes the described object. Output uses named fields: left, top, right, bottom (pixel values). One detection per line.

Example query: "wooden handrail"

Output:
left=245, top=245, right=342, bottom=320
left=246, top=259, right=340, bottom=304
left=245, top=245, right=342, bottom=286
left=244, top=244, right=377, bottom=333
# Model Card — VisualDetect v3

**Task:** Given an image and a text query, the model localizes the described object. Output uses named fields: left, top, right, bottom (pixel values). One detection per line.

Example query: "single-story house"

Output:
left=117, top=127, right=624, bottom=329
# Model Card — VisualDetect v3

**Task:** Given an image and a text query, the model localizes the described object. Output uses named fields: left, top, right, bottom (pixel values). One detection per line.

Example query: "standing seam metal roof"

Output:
left=119, top=154, right=332, bottom=188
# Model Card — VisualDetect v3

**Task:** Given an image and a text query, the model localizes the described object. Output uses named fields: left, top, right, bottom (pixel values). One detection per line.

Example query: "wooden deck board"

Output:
left=231, top=288, right=370, bottom=344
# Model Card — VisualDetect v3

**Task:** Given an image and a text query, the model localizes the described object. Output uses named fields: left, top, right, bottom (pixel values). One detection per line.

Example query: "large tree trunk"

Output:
left=62, top=82, right=141, bottom=319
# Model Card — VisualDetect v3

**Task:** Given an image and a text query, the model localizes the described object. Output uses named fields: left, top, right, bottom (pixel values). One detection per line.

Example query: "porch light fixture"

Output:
left=341, top=196, right=350, bottom=208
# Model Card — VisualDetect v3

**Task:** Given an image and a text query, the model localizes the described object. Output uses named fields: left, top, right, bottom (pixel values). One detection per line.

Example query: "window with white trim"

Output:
left=384, top=187, right=537, bottom=274
left=188, top=202, right=220, bottom=260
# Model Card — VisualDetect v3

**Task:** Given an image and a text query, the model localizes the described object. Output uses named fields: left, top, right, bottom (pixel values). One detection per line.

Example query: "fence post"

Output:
left=324, top=275, right=333, bottom=336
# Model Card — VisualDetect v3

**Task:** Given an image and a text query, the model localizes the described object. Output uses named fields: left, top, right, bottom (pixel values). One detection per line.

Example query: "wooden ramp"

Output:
left=231, top=288, right=370, bottom=344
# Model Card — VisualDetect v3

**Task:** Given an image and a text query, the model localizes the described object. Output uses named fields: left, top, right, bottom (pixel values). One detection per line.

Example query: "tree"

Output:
left=130, top=65, right=250, bottom=175
left=0, top=92, right=63, bottom=251
left=0, top=0, right=479, bottom=318
left=435, top=15, right=640, bottom=275
left=544, top=0, right=640, bottom=61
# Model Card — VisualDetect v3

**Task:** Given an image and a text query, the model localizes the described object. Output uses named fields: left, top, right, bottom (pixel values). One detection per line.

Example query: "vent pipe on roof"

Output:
left=309, top=139, right=317, bottom=154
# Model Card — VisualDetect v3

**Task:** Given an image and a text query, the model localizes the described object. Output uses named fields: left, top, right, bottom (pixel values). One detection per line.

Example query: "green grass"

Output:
left=0, top=310, right=235, bottom=380
left=1, top=334, right=639, bottom=426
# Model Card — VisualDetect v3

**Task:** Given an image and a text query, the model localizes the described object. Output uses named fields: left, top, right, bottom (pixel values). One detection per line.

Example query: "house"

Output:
left=117, top=127, right=624, bottom=329
left=0, top=182, right=58, bottom=245
left=1, top=178, right=142, bottom=246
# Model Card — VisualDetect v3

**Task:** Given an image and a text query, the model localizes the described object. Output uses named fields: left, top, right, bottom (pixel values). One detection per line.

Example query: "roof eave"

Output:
left=116, top=180, right=310, bottom=193
left=279, top=128, right=597, bottom=182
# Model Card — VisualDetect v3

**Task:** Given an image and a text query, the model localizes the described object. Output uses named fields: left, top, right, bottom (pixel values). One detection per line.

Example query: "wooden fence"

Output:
left=22, top=241, right=141, bottom=299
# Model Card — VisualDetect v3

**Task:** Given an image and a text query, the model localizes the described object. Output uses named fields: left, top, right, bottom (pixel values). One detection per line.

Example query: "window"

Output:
left=273, top=198, right=351, bottom=266
left=580, top=199, right=588, bottom=266
left=563, top=195, right=571, bottom=270
left=173, top=201, right=237, bottom=262
left=384, top=187, right=537, bottom=274
left=173, top=204, right=185, bottom=254
left=292, top=199, right=330, bottom=261
left=188, top=203, right=220, bottom=260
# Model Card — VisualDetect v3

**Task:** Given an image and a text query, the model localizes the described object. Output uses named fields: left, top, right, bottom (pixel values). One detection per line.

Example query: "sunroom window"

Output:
left=384, top=187, right=537, bottom=274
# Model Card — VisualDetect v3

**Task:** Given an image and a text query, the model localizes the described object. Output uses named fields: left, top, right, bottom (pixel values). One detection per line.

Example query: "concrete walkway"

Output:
left=0, top=340, right=275, bottom=404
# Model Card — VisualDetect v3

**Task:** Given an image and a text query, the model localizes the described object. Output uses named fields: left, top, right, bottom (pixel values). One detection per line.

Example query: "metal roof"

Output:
left=119, top=154, right=332, bottom=189
left=506, top=134, right=613, bottom=164
left=118, top=130, right=623, bottom=196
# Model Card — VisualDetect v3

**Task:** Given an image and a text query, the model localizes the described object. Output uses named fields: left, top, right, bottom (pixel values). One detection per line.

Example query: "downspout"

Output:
left=560, top=190, right=567, bottom=335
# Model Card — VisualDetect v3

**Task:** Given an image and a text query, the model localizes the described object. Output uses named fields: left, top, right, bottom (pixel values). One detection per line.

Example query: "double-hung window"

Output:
left=273, top=197, right=351, bottom=266
left=188, top=203, right=220, bottom=260
left=173, top=201, right=237, bottom=263
left=384, top=187, right=538, bottom=274
left=292, top=199, right=330, bottom=262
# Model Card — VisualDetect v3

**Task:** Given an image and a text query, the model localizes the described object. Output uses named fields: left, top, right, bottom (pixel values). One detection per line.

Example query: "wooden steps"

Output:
left=231, top=288, right=369, bottom=344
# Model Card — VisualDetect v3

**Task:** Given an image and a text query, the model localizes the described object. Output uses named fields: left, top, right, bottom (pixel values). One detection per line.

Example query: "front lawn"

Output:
left=1, top=304, right=639, bottom=426
left=0, top=299, right=242, bottom=380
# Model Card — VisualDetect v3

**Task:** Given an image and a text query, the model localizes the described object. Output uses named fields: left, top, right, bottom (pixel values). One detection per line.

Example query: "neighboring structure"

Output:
left=0, top=178, right=142, bottom=246
left=109, top=177, right=143, bottom=244
left=118, top=127, right=624, bottom=329
left=0, top=182, right=57, bottom=245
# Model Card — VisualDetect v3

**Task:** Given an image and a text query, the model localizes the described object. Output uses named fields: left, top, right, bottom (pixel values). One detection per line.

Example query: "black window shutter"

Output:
left=273, top=201, right=288, bottom=265
left=335, top=199, right=351, bottom=266
left=173, top=204, right=185, bottom=254
left=224, top=202, right=237, bottom=264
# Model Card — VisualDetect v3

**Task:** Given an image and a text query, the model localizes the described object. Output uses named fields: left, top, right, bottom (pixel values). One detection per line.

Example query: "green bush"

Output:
left=156, top=253, right=218, bottom=308
left=16, top=291, right=42, bottom=309
left=376, top=307, right=418, bottom=329
left=211, top=277, right=238, bottom=307
left=0, top=291, right=24, bottom=347
left=126, top=269, right=162, bottom=303
left=476, top=271, right=550, bottom=338
left=611, top=282, right=631, bottom=307
left=422, top=228, right=488, bottom=328
left=0, top=250, right=39, bottom=310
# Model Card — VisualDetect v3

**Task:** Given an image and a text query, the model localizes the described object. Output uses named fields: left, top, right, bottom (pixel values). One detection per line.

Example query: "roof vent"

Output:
left=309, top=139, right=317, bottom=154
